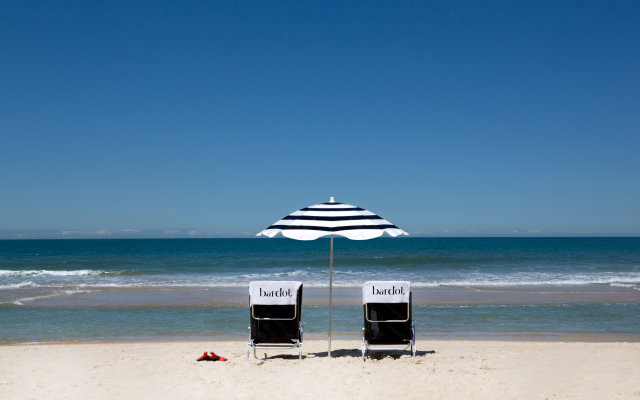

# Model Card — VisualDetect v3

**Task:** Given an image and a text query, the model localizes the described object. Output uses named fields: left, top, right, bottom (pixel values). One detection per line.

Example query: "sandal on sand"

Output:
left=210, top=352, right=227, bottom=362
left=197, top=351, right=227, bottom=362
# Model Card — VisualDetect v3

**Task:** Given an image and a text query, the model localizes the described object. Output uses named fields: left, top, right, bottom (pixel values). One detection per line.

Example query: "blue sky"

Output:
left=1, top=1, right=639, bottom=238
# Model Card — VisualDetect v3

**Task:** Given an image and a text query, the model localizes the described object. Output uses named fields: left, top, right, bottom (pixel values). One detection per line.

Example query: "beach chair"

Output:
left=246, top=281, right=304, bottom=360
left=361, top=281, right=415, bottom=361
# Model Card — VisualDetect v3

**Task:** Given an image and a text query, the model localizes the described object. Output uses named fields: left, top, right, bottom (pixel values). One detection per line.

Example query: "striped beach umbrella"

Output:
left=257, top=197, right=408, bottom=356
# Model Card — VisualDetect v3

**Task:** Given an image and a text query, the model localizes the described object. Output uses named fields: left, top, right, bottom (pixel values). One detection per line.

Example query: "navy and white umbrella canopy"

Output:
left=257, top=197, right=408, bottom=357
left=257, top=198, right=408, bottom=241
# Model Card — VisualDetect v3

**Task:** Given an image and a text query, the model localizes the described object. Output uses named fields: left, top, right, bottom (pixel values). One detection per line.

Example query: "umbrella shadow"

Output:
left=307, top=348, right=363, bottom=358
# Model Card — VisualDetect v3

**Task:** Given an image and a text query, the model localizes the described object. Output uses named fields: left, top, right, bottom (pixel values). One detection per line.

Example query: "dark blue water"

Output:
left=2, top=238, right=639, bottom=289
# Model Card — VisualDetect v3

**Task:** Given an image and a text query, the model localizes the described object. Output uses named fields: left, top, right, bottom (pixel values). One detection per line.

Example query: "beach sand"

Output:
left=1, top=339, right=639, bottom=399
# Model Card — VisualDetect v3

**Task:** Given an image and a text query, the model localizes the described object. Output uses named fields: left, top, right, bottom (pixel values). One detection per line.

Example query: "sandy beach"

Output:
left=1, top=339, right=639, bottom=400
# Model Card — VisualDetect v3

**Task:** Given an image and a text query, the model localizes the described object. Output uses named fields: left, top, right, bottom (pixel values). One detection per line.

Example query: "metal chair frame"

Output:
left=246, top=287, right=304, bottom=360
left=361, top=301, right=416, bottom=361
left=246, top=321, right=304, bottom=360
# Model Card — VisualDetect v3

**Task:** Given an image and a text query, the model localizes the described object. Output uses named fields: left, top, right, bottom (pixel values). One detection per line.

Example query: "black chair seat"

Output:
left=364, top=302, right=413, bottom=344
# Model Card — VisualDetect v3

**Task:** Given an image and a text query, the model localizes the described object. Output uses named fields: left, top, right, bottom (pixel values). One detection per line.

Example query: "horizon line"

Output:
left=1, top=233, right=639, bottom=240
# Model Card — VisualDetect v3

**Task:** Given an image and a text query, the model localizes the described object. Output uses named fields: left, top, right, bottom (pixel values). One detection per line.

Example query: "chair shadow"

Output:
left=364, top=349, right=436, bottom=360
left=257, top=353, right=304, bottom=360
left=307, top=348, right=436, bottom=359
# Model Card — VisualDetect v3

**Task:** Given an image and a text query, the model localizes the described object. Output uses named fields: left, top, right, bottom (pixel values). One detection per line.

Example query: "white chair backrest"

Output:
left=249, top=281, right=302, bottom=306
left=362, top=281, right=411, bottom=304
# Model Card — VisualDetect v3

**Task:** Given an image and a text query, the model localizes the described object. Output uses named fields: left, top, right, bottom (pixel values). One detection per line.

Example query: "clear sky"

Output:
left=1, top=1, right=639, bottom=238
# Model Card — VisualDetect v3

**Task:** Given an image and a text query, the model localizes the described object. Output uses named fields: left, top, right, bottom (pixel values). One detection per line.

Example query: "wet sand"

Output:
left=14, top=285, right=640, bottom=307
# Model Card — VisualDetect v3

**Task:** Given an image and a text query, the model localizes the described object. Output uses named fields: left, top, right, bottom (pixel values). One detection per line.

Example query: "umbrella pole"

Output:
left=328, top=234, right=333, bottom=358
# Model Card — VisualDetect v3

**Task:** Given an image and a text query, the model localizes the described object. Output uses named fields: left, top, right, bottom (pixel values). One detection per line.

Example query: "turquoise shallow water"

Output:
left=2, top=303, right=639, bottom=342
left=1, top=238, right=639, bottom=341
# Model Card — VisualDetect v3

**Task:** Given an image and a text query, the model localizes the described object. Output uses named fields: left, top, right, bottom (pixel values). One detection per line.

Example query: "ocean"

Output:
left=1, top=238, right=639, bottom=342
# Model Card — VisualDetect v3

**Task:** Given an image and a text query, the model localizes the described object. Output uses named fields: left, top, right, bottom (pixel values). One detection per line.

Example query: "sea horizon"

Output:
left=2, top=233, right=640, bottom=240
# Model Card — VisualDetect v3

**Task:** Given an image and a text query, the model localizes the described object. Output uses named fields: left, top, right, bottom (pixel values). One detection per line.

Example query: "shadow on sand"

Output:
left=306, top=348, right=436, bottom=359
left=249, top=347, right=436, bottom=360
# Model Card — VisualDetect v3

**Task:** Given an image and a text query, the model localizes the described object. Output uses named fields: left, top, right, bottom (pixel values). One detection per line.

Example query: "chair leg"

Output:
left=247, top=326, right=252, bottom=360
left=299, top=322, right=304, bottom=360
left=412, top=319, right=416, bottom=357
left=361, top=326, right=366, bottom=361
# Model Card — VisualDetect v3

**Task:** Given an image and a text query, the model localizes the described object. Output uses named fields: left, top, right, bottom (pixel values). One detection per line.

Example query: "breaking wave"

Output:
left=0, top=281, right=39, bottom=290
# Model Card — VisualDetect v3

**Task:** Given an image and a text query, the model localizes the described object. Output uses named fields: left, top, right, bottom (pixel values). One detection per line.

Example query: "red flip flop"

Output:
left=210, top=352, right=227, bottom=361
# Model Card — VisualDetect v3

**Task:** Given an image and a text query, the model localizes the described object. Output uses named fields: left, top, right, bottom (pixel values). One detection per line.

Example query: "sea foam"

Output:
left=0, top=269, right=106, bottom=277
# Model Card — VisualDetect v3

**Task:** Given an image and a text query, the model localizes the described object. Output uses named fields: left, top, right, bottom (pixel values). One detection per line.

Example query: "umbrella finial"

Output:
left=329, top=196, right=335, bottom=203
